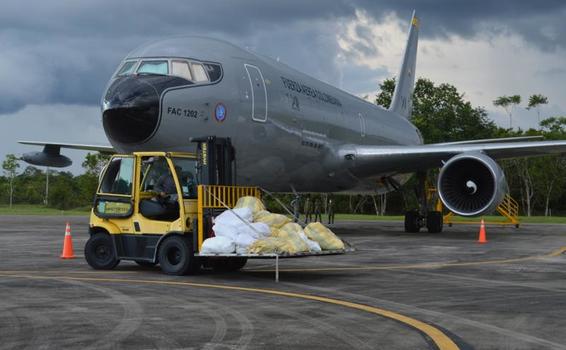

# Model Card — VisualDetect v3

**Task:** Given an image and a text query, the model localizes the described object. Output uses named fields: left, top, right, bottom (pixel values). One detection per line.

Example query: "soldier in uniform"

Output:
left=327, top=196, right=335, bottom=224
left=290, top=194, right=301, bottom=223
left=313, top=197, right=322, bottom=222
left=304, top=194, right=312, bottom=223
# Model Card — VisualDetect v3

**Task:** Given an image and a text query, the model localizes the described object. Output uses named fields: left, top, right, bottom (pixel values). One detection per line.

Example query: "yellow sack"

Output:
left=304, top=222, right=344, bottom=250
left=279, top=238, right=309, bottom=254
left=234, top=196, right=265, bottom=215
left=271, top=223, right=309, bottom=253
left=254, top=212, right=291, bottom=229
left=253, top=210, right=271, bottom=222
left=247, top=237, right=286, bottom=254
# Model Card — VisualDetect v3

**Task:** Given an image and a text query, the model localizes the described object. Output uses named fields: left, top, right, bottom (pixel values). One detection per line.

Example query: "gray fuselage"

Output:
left=102, top=36, right=422, bottom=192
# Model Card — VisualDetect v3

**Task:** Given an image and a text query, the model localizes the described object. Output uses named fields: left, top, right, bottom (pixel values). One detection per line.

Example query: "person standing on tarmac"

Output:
left=327, top=196, right=335, bottom=224
left=291, top=194, right=301, bottom=223
left=313, top=197, right=322, bottom=222
left=304, top=194, right=312, bottom=223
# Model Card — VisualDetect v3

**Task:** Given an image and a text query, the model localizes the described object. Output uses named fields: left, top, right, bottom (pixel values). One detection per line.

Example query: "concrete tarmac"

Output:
left=0, top=215, right=565, bottom=349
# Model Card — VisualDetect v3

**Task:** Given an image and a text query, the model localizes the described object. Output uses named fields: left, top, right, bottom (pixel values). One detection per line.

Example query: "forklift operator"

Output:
left=154, top=166, right=182, bottom=201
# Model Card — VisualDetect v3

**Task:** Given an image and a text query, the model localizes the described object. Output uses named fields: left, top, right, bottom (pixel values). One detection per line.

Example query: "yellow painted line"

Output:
left=246, top=246, right=566, bottom=273
left=0, top=273, right=460, bottom=350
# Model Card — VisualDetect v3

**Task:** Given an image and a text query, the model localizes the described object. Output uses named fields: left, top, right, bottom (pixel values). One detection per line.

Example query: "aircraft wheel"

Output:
left=158, top=235, right=199, bottom=275
left=426, top=211, right=443, bottom=233
left=404, top=210, right=420, bottom=233
left=85, top=233, right=120, bottom=270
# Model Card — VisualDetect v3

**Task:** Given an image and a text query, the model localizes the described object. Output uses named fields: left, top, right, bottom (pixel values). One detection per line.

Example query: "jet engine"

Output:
left=21, top=145, right=72, bottom=168
left=437, top=152, right=507, bottom=217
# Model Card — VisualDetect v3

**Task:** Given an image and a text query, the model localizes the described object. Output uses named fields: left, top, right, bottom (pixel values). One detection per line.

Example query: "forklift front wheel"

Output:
left=158, top=235, right=199, bottom=275
left=85, top=233, right=120, bottom=270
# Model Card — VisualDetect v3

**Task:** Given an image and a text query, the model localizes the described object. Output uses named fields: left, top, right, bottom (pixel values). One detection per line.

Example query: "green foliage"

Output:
left=493, top=95, right=521, bottom=129
left=527, top=94, right=549, bottom=125
left=2, top=154, right=20, bottom=207
left=82, top=152, right=111, bottom=176
left=539, top=117, right=566, bottom=137
left=376, top=78, right=497, bottom=143
left=48, top=171, right=82, bottom=210
left=2, top=154, right=20, bottom=176
left=527, top=94, right=548, bottom=109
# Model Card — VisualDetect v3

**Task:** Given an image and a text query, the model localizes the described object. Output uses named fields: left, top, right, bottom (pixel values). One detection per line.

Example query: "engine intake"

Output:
left=437, top=152, right=507, bottom=217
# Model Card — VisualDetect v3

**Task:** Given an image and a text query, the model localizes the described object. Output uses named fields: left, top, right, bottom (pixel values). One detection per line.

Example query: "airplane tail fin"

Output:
left=389, top=11, right=419, bottom=119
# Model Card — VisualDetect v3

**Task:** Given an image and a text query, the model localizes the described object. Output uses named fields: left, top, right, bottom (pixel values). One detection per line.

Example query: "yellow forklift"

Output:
left=85, top=137, right=258, bottom=275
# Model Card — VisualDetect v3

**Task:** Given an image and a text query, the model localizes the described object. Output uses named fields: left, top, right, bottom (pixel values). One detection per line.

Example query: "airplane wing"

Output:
left=433, top=135, right=543, bottom=146
left=340, top=139, right=566, bottom=177
left=19, top=141, right=115, bottom=154
left=18, top=141, right=116, bottom=167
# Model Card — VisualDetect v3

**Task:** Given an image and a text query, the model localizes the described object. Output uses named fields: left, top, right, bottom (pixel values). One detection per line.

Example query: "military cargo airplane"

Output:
left=20, top=12, right=566, bottom=232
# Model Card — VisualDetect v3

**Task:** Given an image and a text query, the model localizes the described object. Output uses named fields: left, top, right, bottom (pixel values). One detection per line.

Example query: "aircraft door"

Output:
left=244, top=64, right=268, bottom=122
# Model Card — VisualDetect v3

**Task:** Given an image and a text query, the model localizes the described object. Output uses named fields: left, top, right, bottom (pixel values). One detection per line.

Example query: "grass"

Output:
left=0, top=204, right=90, bottom=216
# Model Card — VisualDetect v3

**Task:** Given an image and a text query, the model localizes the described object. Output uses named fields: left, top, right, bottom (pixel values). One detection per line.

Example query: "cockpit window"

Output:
left=204, top=64, right=222, bottom=82
left=115, top=57, right=221, bottom=83
left=117, top=61, right=137, bottom=76
left=191, top=63, right=209, bottom=82
left=172, top=60, right=193, bottom=81
left=137, top=60, right=168, bottom=75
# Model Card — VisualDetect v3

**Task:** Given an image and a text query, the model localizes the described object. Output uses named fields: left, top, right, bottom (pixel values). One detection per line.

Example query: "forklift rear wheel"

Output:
left=158, top=235, right=199, bottom=275
left=211, top=257, right=248, bottom=272
left=135, top=260, right=157, bottom=268
left=85, top=233, right=120, bottom=270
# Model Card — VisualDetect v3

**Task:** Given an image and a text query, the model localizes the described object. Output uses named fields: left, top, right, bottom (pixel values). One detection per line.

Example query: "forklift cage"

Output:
left=196, top=185, right=261, bottom=250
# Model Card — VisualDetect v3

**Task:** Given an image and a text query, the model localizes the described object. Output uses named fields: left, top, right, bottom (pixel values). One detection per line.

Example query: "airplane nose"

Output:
left=102, top=76, right=160, bottom=144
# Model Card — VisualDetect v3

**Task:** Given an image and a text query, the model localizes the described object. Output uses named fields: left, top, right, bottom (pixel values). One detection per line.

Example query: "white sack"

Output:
left=214, top=207, right=253, bottom=227
left=298, top=231, right=322, bottom=252
left=201, top=236, right=236, bottom=254
left=212, top=223, right=238, bottom=241
left=235, top=233, right=256, bottom=249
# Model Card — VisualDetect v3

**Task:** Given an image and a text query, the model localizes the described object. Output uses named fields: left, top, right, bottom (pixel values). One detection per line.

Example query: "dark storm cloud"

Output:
left=1, top=0, right=565, bottom=114
left=357, top=0, right=566, bottom=49
left=0, top=0, right=358, bottom=113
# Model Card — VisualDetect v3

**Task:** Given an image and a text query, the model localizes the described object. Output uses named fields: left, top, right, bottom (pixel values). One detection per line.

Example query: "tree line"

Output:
left=2, top=77, right=566, bottom=216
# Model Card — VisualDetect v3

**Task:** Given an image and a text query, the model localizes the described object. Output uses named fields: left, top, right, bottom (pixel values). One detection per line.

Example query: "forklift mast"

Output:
left=192, top=136, right=236, bottom=186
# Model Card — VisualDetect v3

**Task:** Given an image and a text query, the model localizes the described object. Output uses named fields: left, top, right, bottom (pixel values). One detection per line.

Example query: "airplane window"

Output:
left=204, top=63, right=222, bottom=82
left=137, top=60, right=168, bottom=75
left=172, top=60, right=193, bottom=81
left=117, top=61, right=137, bottom=76
left=191, top=63, right=209, bottom=82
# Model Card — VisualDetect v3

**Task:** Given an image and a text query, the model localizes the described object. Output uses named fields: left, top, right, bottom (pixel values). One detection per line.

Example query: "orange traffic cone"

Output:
left=478, top=218, right=487, bottom=244
left=60, top=222, right=76, bottom=259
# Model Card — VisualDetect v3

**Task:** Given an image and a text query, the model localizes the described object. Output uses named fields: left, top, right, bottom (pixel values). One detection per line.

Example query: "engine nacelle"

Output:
left=437, top=152, right=507, bottom=217
left=21, top=151, right=72, bottom=168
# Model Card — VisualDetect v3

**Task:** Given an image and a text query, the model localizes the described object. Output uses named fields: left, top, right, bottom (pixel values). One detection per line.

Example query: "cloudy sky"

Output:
left=2, top=0, right=566, bottom=173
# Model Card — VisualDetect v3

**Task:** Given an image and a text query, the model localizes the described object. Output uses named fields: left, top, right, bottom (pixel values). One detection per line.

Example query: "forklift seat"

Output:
left=139, top=199, right=179, bottom=221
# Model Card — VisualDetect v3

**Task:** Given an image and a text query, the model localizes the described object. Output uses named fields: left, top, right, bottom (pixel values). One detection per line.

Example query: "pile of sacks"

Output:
left=201, top=196, right=345, bottom=255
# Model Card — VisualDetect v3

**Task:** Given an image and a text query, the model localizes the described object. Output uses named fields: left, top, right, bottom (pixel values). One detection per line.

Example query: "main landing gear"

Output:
left=404, top=172, right=443, bottom=233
